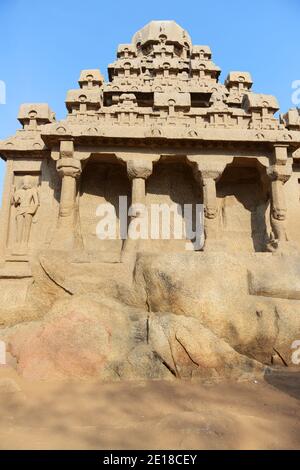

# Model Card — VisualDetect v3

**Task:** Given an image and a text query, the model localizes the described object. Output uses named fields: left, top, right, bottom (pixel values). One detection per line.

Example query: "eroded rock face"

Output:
left=0, top=251, right=299, bottom=381
left=135, top=252, right=300, bottom=367
left=148, top=314, right=263, bottom=380
left=0, top=295, right=149, bottom=380
left=0, top=293, right=263, bottom=381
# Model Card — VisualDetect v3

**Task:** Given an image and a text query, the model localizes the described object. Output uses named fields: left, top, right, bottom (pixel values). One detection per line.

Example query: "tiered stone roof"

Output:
left=1, top=20, right=300, bottom=156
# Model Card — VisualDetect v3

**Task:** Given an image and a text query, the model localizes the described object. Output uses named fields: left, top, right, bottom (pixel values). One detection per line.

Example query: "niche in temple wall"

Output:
left=79, top=159, right=203, bottom=254
left=79, top=161, right=131, bottom=254
left=8, top=159, right=60, bottom=254
left=144, top=160, right=203, bottom=252
left=216, top=163, right=269, bottom=252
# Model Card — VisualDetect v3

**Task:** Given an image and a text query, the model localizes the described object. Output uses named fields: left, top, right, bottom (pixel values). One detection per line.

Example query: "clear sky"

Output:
left=0, top=0, right=299, bottom=196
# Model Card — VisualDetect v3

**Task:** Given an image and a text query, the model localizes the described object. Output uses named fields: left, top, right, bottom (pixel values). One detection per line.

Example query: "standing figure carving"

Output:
left=11, top=175, right=39, bottom=251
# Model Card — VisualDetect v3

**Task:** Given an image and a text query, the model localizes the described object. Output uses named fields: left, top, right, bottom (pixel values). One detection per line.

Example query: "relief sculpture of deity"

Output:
left=11, top=175, right=39, bottom=253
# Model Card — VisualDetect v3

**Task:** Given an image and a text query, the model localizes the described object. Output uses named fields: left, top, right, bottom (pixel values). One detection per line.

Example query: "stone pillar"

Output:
left=267, top=145, right=292, bottom=252
left=187, top=155, right=234, bottom=251
left=131, top=177, right=146, bottom=207
left=52, top=141, right=82, bottom=249
left=57, top=159, right=81, bottom=223
left=202, top=173, right=219, bottom=246
left=121, top=159, right=153, bottom=263
left=56, top=141, right=81, bottom=226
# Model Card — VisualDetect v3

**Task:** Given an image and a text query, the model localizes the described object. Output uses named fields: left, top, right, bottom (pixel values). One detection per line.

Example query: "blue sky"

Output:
left=0, top=0, right=299, bottom=196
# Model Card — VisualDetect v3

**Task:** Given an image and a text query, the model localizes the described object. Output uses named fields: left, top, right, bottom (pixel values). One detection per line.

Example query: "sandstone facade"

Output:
left=0, top=21, right=300, bottom=380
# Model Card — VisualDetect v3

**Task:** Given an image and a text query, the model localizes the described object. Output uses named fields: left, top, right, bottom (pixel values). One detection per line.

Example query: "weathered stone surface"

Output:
left=0, top=292, right=265, bottom=381
left=248, top=255, right=300, bottom=300
left=135, top=252, right=300, bottom=366
left=0, top=377, right=21, bottom=394
left=0, top=295, right=149, bottom=380
left=0, top=20, right=299, bottom=381
left=273, top=303, right=300, bottom=365
left=148, top=314, right=264, bottom=380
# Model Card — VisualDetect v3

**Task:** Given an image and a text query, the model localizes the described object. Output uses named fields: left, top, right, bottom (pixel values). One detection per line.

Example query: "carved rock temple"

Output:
left=0, top=21, right=300, bottom=380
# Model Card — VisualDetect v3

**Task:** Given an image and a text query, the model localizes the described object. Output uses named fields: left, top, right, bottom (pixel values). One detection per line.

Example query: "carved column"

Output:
left=187, top=155, right=233, bottom=251
left=202, top=172, right=219, bottom=246
left=57, top=159, right=81, bottom=223
left=51, top=141, right=82, bottom=250
left=267, top=145, right=292, bottom=251
left=56, top=141, right=81, bottom=227
left=121, top=159, right=153, bottom=263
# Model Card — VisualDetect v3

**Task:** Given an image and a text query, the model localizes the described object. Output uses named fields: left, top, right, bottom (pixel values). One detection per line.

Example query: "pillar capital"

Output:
left=187, top=155, right=234, bottom=182
left=126, top=159, right=153, bottom=180
left=201, top=169, right=223, bottom=181
left=56, top=157, right=82, bottom=178
left=267, top=161, right=292, bottom=183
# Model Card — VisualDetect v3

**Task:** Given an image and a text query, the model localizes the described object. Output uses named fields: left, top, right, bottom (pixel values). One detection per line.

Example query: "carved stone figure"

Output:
left=11, top=175, right=39, bottom=250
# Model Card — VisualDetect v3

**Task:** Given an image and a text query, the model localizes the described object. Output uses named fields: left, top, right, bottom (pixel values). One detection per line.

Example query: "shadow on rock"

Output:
left=264, top=368, right=300, bottom=401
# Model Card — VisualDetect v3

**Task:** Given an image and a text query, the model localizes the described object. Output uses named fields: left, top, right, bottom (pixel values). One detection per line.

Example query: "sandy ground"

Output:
left=0, top=367, right=299, bottom=450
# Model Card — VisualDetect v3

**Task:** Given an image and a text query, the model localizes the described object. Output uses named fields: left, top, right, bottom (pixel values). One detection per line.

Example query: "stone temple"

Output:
left=0, top=21, right=300, bottom=380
